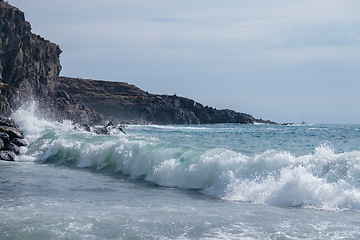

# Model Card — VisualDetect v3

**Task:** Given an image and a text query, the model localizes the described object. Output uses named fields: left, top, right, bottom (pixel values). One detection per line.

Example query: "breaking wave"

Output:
left=11, top=104, right=360, bottom=211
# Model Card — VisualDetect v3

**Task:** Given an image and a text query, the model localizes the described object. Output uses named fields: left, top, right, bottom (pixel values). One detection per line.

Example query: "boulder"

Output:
left=0, top=150, right=16, bottom=161
left=0, top=132, right=10, bottom=142
left=0, top=126, right=23, bottom=139
left=95, top=126, right=110, bottom=135
left=0, top=117, right=26, bottom=161
left=74, top=123, right=91, bottom=132
left=11, top=138, right=27, bottom=147
left=5, top=142, right=20, bottom=155
left=0, top=117, right=19, bottom=128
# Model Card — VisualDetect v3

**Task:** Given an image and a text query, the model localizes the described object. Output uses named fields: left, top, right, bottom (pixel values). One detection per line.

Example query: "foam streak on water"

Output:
left=2, top=104, right=360, bottom=239
left=11, top=104, right=360, bottom=211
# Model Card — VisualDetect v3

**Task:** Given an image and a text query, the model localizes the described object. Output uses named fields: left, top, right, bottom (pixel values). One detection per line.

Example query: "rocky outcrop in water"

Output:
left=0, top=116, right=26, bottom=161
left=56, top=77, right=275, bottom=125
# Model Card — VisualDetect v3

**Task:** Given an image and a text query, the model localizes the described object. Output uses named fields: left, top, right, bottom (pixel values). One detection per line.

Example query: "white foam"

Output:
left=11, top=101, right=57, bottom=143
left=201, top=145, right=360, bottom=210
left=11, top=103, right=360, bottom=210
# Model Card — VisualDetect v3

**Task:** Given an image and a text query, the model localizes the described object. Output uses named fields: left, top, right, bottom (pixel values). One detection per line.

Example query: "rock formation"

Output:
left=0, top=0, right=275, bottom=129
left=0, top=0, right=61, bottom=96
left=0, top=116, right=26, bottom=161
left=0, top=1, right=279, bottom=160
left=0, top=0, right=104, bottom=125
left=56, top=77, right=275, bottom=125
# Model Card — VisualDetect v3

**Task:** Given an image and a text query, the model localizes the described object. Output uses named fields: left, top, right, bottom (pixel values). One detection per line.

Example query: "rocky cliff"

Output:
left=0, top=0, right=61, bottom=96
left=0, top=1, right=274, bottom=126
left=0, top=0, right=103, bottom=124
left=56, top=77, right=275, bottom=125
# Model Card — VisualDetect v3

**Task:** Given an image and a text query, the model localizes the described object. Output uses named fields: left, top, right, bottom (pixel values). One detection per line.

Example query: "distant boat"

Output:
left=301, top=114, right=306, bottom=125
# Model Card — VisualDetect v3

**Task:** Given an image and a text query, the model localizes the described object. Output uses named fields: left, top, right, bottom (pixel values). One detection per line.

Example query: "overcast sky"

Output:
left=9, top=0, right=360, bottom=124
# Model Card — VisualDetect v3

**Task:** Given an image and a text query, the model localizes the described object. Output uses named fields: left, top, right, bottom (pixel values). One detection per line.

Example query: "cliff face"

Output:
left=0, top=1, right=104, bottom=124
left=56, top=77, right=274, bottom=125
left=0, top=1, right=274, bottom=126
left=0, top=0, right=61, bottom=96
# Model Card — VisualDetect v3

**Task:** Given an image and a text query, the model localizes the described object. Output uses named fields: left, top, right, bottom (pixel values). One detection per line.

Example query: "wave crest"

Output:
left=12, top=105, right=360, bottom=211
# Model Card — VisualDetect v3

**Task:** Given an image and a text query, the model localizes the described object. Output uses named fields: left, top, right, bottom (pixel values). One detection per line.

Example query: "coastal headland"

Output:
left=0, top=0, right=275, bottom=131
left=0, top=0, right=274, bottom=125
left=55, top=76, right=275, bottom=125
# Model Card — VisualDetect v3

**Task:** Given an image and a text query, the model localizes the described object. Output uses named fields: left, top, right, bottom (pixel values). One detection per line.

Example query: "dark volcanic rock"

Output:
left=0, top=125, right=23, bottom=139
left=0, top=150, right=15, bottom=161
left=0, top=116, right=18, bottom=128
left=5, top=142, right=20, bottom=155
left=0, top=116, right=26, bottom=161
left=0, top=1, right=275, bottom=127
left=11, top=138, right=27, bottom=147
left=56, top=77, right=275, bottom=125
left=0, top=1, right=104, bottom=125
left=94, top=127, right=110, bottom=135
left=74, top=123, right=91, bottom=132
left=0, top=138, right=4, bottom=150
left=0, top=131, right=10, bottom=142
left=38, top=90, right=105, bottom=125
left=0, top=0, right=61, bottom=97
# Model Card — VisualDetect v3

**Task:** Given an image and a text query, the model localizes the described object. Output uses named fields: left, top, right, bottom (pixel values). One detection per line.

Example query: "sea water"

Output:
left=1, top=104, right=360, bottom=239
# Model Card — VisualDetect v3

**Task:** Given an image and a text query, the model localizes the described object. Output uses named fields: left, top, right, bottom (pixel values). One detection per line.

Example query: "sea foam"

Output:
left=11, top=104, right=360, bottom=211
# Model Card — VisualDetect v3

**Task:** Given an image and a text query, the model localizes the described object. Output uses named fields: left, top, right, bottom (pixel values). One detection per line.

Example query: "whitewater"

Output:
left=1, top=104, right=360, bottom=239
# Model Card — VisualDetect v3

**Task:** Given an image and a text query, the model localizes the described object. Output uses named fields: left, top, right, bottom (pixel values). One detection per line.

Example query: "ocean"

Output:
left=1, top=103, right=360, bottom=239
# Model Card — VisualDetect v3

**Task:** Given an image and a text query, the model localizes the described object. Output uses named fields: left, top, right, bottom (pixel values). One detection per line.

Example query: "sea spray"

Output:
left=4, top=105, right=360, bottom=239
left=207, top=145, right=360, bottom=210
left=10, top=104, right=360, bottom=211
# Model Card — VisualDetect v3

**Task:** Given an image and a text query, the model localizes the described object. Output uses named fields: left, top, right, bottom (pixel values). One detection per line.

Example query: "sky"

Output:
left=8, top=0, right=360, bottom=124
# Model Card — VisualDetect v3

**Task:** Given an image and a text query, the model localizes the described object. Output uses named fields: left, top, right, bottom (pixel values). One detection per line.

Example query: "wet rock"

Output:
left=95, top=126, right=110, bottom=135
left=0, top=150, right=16, bottom=162
left=0, top=126, right=23, bottom=139
left=11, top=138, right=27, bottom=147
left=92, top=122, right=126, bottom=135
left=0, top=132, right=10, bottom=142
left=0, top=117, right=19, bottom=128
left=81, top=124, right=91, bottom=132
left=0, top=116, right=26, bottom=161
left=0, top=138, right=4, bottom=150
left=5, top=143, right=20, bottom=155
left=74, top=123, right=91, bottom=132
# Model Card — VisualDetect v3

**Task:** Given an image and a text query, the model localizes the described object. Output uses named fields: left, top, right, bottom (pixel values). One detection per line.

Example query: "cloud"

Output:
left=8, top=0, right=360, bottom=123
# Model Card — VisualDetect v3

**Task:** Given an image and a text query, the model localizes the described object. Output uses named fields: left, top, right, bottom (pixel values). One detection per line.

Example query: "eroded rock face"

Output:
left=0, top=1, right=274, bottom=126
left=56, top=77, right=274, bottom=125
left=0, top=1, right=62, bottom=96
left=49, top=90, right=104, bottom=124
left=0, top=1, right=104, bottom=125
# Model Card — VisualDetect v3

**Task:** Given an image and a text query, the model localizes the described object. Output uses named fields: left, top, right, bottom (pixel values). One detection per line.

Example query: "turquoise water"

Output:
left=1, top=105, right=360, bottom=239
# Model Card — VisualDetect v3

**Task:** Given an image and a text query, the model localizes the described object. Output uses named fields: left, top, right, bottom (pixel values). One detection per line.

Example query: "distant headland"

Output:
left=0, top=0, right=276, bottom=126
